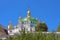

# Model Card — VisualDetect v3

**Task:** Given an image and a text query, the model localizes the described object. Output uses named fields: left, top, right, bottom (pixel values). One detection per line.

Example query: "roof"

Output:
left=22, top=17, right=37, bottom=22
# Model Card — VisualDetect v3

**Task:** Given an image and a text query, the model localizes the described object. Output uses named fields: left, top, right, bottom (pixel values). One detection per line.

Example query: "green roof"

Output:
left=22, top=17, right=37, bottom=22
left=21, top=17, right=39, bottom=27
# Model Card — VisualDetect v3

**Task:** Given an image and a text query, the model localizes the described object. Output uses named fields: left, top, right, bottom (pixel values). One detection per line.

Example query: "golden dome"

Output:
left=27, top=10, right=31, bottom=18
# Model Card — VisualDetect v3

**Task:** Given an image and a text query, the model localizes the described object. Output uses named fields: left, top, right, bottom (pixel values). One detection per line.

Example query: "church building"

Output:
left=8, top=9, right=48, bottom=36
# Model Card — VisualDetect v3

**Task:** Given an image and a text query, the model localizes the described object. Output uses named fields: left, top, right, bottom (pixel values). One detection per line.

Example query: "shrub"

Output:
left=6, top=32, right=60, bottom=40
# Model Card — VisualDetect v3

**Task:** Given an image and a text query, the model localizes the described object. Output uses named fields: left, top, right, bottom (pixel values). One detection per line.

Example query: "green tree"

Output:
left=35, top=22, right=48, bottom=32
left=6, top=32, right=60, bottom=40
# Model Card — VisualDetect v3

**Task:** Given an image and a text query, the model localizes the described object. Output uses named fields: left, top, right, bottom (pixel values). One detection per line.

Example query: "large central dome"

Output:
left=21, top=10, right=39, bottom=27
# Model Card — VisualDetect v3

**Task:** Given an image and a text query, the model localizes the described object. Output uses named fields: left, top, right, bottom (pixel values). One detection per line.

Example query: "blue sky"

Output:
left=0, top=0, right=60, bottom=31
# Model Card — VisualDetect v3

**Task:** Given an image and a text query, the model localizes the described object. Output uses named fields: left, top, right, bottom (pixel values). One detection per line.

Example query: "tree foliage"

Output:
left=5, top=32, right=60, bottom=40
left=35, top=22, right=48, bottom=32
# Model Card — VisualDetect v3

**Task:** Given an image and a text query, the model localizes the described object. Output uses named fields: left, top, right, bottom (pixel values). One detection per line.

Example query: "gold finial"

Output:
left=27, top=7, right=31, bottom=18
left=9, top=20, right=12, bottom=29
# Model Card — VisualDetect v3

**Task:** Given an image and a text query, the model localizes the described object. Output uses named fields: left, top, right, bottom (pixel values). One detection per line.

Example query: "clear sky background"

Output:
left=0, top=0, right=60, bottom=31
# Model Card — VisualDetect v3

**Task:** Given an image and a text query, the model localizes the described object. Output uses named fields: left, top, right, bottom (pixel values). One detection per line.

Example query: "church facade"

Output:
left=7, top=9, right=48, bottom=36
left=8, top=9, right=39, bottom=35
